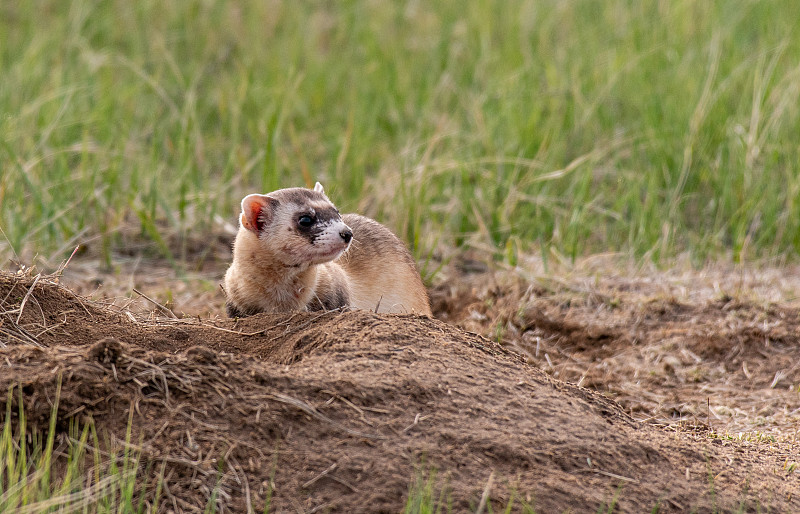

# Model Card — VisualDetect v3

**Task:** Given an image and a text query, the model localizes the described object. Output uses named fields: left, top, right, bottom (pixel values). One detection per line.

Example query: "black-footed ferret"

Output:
left=223, top=183, right=432, bottom=317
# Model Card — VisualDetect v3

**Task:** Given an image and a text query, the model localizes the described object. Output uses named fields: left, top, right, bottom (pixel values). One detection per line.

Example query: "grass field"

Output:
left=3, top=4, right=800, bottom=509
left=2, top=0, right=800, bottom=269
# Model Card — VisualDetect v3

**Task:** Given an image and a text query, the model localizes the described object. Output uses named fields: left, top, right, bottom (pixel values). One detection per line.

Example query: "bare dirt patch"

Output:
left=1, top=268, right=799, bottom=512
left=431, top=260, right=800, bottom=439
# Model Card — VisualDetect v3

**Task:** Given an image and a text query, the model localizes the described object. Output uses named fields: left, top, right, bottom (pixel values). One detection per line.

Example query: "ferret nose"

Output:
left=340, top=229, right=353, bottom=244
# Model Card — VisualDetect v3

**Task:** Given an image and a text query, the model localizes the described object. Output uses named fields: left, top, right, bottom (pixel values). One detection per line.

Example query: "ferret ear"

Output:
left=314, top=182, right=325, bottom=194
left=240, top=194, right=275, bottom=233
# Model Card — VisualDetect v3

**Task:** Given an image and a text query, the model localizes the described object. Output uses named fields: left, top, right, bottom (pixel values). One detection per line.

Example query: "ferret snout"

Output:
left=340, top=228, right=353, bottom=243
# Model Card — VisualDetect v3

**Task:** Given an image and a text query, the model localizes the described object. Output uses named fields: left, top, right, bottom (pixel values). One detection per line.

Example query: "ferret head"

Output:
left=238, top=182, right=353, bottom=267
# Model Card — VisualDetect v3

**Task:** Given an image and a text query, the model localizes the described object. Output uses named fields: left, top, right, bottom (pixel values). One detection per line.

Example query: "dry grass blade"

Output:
left=475, top=471, right=495, bottom=514
left=0, top=324, right=43, bottom=348
left=0, top=281, right=45, bottom=348
left=132, top=288, right=177, bottom=319
left=14, top=472, right=130, bottom=514
left=227, top=458, right=254, bottom=514
left=580, top=468, right=639, bottom=484
left=122, top=355, right=173, bottom=406
left=302, top=462, right=338, bottom=489
left=266, top=392, right=386, bottom=440
left=15, top=273, right=41, bottom=324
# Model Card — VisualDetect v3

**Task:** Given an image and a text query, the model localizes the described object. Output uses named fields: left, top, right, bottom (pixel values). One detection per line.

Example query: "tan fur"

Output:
left=336, top=214, right=431, bottom=314
left=224, top=184, right=431, bottom=317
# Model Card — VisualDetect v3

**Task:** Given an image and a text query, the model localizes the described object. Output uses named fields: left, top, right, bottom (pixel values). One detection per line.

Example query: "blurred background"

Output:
left=2, top=0, right=800, bottom=274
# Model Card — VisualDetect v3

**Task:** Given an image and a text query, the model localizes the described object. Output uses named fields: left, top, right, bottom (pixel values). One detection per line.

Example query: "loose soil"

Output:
left=2, top=264, right=800, bottom=512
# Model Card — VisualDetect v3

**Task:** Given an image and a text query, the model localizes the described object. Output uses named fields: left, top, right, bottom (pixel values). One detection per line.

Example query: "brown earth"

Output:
left=2, top=266, right=800, bottom=512
left=431, top=261, right=800, bottom=440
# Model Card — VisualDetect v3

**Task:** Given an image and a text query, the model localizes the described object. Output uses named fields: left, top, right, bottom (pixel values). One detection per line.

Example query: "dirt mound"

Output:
left=1, top=271, right=798, bottom=512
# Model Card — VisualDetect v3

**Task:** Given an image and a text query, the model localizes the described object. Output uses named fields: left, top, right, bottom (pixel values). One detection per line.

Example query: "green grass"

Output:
left=404, top=467, right=450, bottom=514
left=3, top=1, right=800, bottom=268
left=403, top=466, right=540, bottom=514
left=1, top=383, right=161, bottom=513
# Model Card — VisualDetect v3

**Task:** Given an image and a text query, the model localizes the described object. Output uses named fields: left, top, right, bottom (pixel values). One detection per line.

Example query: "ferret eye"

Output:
left=298, top=215, right=314, bottom=227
